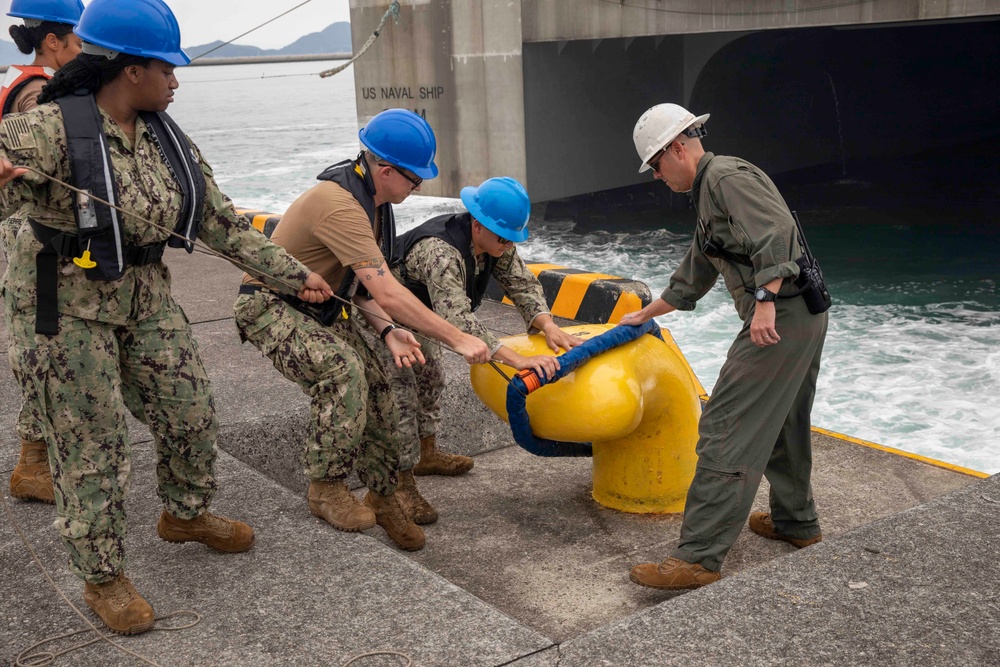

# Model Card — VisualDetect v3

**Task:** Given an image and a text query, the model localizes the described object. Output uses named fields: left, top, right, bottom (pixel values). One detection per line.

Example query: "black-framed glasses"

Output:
left=378, top=162, right=422, bottom=188
left=646, top=146, right=668, bottom=172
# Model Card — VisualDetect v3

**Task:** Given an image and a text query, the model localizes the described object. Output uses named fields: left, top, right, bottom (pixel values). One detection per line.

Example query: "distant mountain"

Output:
left=0, top=21, right=352, bottom=68
left=186, top=22, right=352, bottom=59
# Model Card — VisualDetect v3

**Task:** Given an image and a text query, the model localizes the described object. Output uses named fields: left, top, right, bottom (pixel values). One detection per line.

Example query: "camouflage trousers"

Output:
left=233, top=290, right=402, bottom=494
left=369, top=325, right=445, bottom=471
left=1, top=215, right=45, bottom=443
left=6, top=298, right=218, bottom=584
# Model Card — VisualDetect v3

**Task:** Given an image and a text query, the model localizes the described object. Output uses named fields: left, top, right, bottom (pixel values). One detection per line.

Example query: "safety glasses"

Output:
left=378, top=162, right=422, bottom=189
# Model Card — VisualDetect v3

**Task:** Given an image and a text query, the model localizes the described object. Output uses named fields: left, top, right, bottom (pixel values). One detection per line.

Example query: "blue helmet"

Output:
left=7, top=0, right=84, bottom=24
left=359, top=109, right=439, bottom=180
left=461, top=177, right=531, bottom=243
left=75, top=0, right=189, bottom=67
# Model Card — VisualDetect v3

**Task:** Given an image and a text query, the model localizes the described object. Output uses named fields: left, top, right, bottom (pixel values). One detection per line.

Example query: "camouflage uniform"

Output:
left=0, top=104, right=310, bottom=584
left=379, top=237, right=548, bottom=468
left=233, top=291, right=402, bottom=493
left=2, top=208, right=46, bottom=444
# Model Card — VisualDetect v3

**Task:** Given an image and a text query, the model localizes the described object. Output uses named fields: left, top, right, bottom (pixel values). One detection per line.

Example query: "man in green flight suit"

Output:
left=377, top=177, right=580, bottom=522
left=621, top=104, right=828, bottom=590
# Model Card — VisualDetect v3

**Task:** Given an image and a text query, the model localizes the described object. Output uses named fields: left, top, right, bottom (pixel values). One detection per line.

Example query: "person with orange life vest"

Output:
left=2, top=0, right=83, bottom=507
left=1, top=0, right=83, bottom=121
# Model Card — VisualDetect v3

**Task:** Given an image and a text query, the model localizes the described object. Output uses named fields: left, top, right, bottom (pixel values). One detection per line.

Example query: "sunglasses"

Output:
left=646, top=147, right=667, bottom=172
left=497, top=234, right=512, bottom=245
left=378, top=162, right=422, bottom=188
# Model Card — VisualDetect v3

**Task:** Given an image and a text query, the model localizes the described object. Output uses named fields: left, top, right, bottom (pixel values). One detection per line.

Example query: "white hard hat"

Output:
left=633, top=103, right=710, bottom=173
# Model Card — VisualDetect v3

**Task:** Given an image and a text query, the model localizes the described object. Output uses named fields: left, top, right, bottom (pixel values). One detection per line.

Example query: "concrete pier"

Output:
left=2, top=241, right=997, bottom=666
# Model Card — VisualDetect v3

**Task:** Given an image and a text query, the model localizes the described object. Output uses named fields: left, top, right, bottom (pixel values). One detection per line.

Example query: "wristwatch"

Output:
left=754, top=287, right=777, bottom=303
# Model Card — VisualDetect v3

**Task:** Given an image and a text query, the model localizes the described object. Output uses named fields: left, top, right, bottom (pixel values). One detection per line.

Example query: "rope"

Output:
left=190, top=0, right=317, bottom=62
left=12, top=165, right=518, bottom=387
left=341, top=650, right=413, bottom=666
left=319, top=1, right=400, bottom=78
left=1, top=492, right=201, bottom=667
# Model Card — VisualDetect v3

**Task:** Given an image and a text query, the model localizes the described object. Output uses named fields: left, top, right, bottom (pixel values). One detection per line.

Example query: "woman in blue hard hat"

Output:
left=1, top=0, right=83, bottom=121
left=0, top=0, right=332, bottom=635
left=383, top=177, right=581, bottom=522
left=2, top=0, right=83, bottom=509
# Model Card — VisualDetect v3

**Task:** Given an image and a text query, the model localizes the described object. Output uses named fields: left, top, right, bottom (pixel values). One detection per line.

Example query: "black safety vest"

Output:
left=396, top=212, right=497, bottom=312
left=30, top=91, right=205, bottom=334
left=316, top=156, right=395, bottom=300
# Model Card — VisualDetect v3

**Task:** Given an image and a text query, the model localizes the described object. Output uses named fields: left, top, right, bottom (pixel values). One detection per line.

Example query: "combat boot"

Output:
left=396, top=470, right=438, bottom=525
left=363, top=490, right=425, bottom=551
left=83, top=573, right=155, bottom=635
left=748, top=512, right=822, bottom=548
left=156, top=510, right=255, bottom=552
left=412, top=435, right=474, bottom=476
left=307, top=480, right=376, bottom=532
left=629, top=557, right=721, bottom=590
left=9, top=439, right=55, bottom=504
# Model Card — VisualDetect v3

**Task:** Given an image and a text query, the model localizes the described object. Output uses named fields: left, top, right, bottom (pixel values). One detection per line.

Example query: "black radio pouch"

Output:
left=793, top=254, right=832, bottom=314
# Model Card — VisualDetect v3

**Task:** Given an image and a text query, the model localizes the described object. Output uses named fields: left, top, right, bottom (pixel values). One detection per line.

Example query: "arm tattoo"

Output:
left=377, top=267, right=386, bottom=277
left=353, top=257, right=385, bottom=270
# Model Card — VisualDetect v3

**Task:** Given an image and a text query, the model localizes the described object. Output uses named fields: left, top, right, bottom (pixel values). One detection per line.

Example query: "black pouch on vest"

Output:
left=793, top=255, right=832, bottom=314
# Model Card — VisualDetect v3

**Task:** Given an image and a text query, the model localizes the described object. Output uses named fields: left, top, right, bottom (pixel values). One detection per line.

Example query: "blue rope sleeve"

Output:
left=504, top=320, right=663, bottom=457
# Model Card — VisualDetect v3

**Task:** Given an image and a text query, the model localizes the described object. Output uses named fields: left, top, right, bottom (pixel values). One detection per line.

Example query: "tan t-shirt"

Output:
left=11, top=78, right=45, bottom=114
left=243, top=180, right=383, bottom=290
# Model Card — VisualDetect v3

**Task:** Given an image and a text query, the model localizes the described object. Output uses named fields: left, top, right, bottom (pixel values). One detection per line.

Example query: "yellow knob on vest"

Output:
left=73, top=250, right=97, bottom=269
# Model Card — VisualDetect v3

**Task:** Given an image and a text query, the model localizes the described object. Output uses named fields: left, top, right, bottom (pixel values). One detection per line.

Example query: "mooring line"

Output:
left=13, top=165, right=519, bottom=386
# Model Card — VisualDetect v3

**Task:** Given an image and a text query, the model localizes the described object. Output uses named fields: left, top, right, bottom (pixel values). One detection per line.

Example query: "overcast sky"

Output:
left=0, top=0, right=352, bottom=49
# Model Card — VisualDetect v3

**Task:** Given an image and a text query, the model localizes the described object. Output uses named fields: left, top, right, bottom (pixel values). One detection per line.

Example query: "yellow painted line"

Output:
left=550, top=273, right=612, bottom=320
left=811, top=426, right=988, bottom=478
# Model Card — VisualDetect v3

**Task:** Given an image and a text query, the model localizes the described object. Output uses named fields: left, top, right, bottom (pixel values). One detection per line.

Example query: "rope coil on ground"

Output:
left=320, top=1, right=400, bottom=78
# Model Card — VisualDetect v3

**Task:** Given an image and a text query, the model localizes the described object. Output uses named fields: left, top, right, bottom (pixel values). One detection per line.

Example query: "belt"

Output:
left=28, top=219, right=167, bottom=336
left=237, top=282, right=348, bottom=325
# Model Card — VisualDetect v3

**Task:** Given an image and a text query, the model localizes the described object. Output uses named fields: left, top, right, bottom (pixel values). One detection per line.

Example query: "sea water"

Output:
left=170, top=60, right=999, bottom=474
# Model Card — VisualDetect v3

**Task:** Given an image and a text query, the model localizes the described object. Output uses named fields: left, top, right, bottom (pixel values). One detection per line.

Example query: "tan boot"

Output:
left=629, top=557, right=721, bottom=590
left=156, top=510, right=255, bottom=552
left=748, top=511, right=822, bottom=548
left=9, top=440, right=55, bottom=504
left=83, top=573, right=155, bottom=635
left=396, top=471, right=438, bottom=525
left=363, top=490, right=425, bottom=551
left=307, top=480, right=376, bottom=532
left=412, top=435, right=473, bottom=477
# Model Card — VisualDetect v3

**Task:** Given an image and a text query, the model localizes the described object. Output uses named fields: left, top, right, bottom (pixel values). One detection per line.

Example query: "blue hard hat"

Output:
left=359, top=109, right=439, bottom=180
left=7, top=0, right=84, bottom=24
left=75, top=0, right=189, bottom=67
left=460, top=177, right=531, bottom=243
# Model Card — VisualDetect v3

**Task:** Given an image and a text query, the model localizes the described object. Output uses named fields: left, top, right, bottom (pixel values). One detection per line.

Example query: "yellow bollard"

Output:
left=469, top=324, right=702, bottom=514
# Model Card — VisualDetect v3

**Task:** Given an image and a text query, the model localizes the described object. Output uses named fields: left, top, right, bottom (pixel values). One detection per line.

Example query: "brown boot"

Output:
left=9, top=440, right=55, bottom=504
left=83, top=573, right=155, bottom=635
left=412, top=435, right=473, bottom=477
left=156, top=510, right=255, bottom=552
left=363, top=490, right=425, bottom=551
left=307, top=480, right=376, bottom=532
left=748, top=511, right=822, bottom=548
left=396, top=471, right=438, bottom=525
left=629, top=557, right=721, bottom=590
